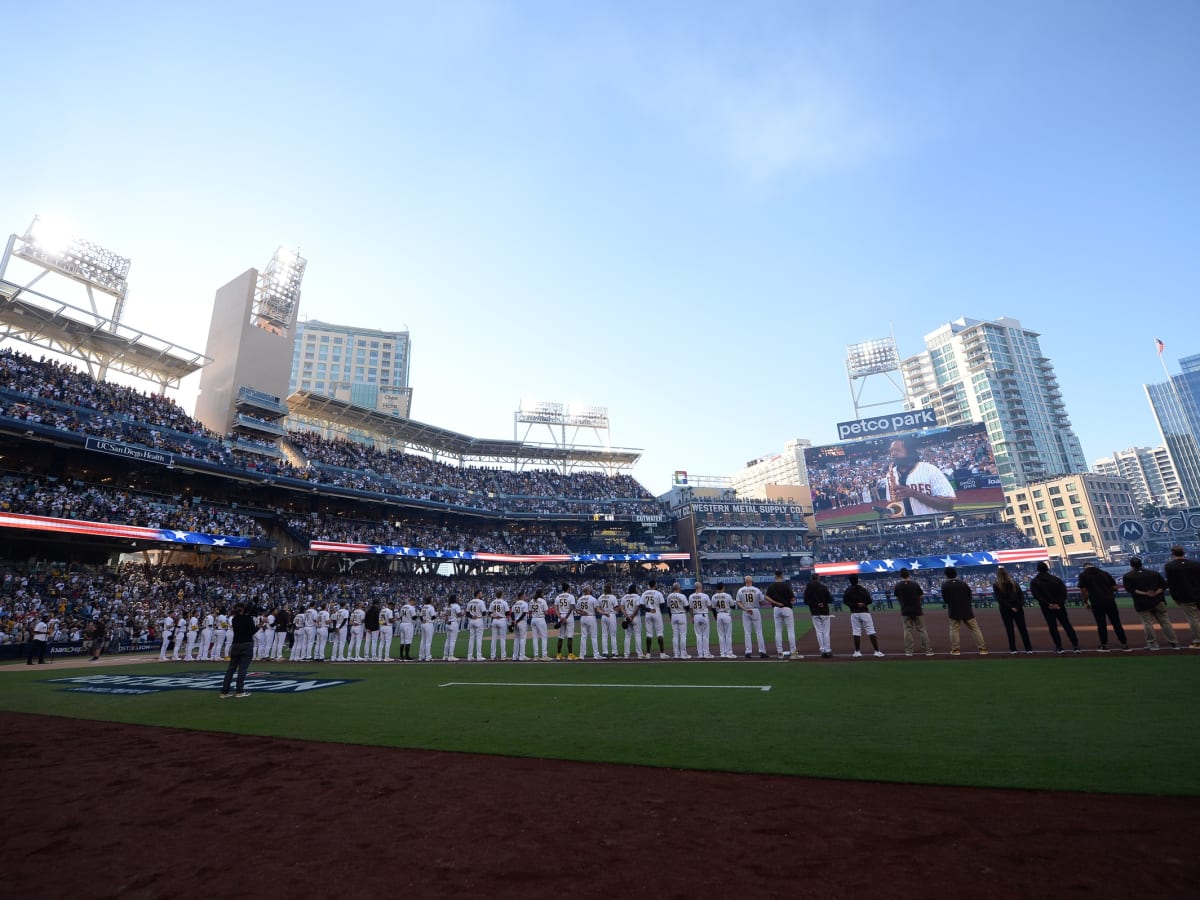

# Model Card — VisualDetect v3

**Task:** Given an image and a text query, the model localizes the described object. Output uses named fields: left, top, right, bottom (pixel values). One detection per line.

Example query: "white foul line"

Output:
left=439, top=681, right=771, bottom=692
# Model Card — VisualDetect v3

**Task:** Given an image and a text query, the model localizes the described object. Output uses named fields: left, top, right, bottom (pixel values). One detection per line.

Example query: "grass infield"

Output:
left=3, top=650, right=1196, bottom=797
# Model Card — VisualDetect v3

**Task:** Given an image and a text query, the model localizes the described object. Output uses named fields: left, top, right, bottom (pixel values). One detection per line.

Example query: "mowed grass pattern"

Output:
left=3, top=651, right=1197, bottom=797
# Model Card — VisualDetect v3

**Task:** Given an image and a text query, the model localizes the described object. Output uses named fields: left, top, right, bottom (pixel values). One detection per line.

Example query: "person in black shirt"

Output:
left=803, top=574, right=834, bottom=658
left=894, top=568, right=933, bottom=657
left=1028, top=562, right=1079, bottom=653
left=220, top=604, right=256, bottom=698
left=844, top=574, right=883, bottom=658
left=1077, top=563, right=1129, bottom=652
left=992, top=567, right=1032, bottom=654
left=1122, top=558, right=1179, bottom=651
left=1163, top=545, right=1200, bottom=648
left=942, top=567, right=987, bottom=656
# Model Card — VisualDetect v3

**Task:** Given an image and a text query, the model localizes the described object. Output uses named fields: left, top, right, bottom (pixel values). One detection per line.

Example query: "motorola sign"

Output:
left=1116, top=520, right=1145, bottom=542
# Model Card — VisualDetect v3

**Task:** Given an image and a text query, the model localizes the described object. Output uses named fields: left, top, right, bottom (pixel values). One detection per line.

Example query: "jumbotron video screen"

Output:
left=805, top=422, right=1004, bottom=525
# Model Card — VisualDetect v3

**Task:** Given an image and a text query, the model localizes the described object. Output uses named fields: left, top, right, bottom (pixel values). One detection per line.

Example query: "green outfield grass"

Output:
left=2, top=652, right=1196, bottom=797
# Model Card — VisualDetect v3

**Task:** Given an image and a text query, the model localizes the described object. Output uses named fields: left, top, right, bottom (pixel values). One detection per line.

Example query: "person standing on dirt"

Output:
left=894, top=569, right=933, bottom=657
left=942, top=568, right=987, bottom=656
left=1077, top=563, right=1129, bottom=652
left=1028, top=562, right=1080, bottom=654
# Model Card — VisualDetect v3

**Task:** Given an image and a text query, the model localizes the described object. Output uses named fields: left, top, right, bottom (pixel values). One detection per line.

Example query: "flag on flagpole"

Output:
left=1155, top=338, right=1165, bottom=355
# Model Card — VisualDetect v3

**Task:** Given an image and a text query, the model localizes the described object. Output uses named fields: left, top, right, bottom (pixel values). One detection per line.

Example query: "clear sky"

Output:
left=2, top=0, right=1197, bottom=495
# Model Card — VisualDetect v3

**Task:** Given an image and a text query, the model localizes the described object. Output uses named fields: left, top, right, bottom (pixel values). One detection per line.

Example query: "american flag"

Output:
left=814, top=546, right=1049, bottom=576
left=309, top=540, right=689, bottom=564
left=0, top=512, right=254, bottom=547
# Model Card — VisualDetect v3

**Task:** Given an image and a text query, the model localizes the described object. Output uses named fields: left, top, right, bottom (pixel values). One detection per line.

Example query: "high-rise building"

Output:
left=1144, top=352, right=1200, bottom=508
left=901, top=316, right=1087, bottom=489
left=1005, top=473, right=1136, bottom=563
left=1093, top=446, right=1179, bottom=512
left=289, top=319, right=412, bottom=418
left=728, top=438, right=812, bottom=499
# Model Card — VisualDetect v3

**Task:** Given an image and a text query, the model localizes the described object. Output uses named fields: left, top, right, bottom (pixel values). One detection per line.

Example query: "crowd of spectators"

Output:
left=0, top=474, right=268, bottom=538
left=288, top=514, right=571, bottom=555
left=0, top=349, right=666, bottom=518
left=817, top=522, right=1033, bottom=563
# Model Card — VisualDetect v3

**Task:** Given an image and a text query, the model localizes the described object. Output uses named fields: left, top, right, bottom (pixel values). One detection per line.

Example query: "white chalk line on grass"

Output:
left=439, top=681, right=772, bottom=692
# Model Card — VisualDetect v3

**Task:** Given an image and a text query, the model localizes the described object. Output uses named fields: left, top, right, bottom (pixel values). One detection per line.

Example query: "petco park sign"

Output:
left=837, top=408, right=938, bottom=441
left=46, top=671, right=360, bottom=695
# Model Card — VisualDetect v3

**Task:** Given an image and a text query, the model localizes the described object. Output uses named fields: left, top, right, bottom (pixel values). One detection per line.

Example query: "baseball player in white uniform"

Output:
left=529, top=590, right=551, bottom=660
left=465, top=591, right=487, bottom=661
left=442, top=596, right=463, bottom=661
left=377, top=601, right=395, bottom=662
left=331, top=603, right=349, bottom=662
left=418, top=598, right=437, bottom=661
left=689, top=585, right=713, bottom=659
left=641, top=581, right=668, bottom=659
left=596, top=584, right=619, bottom=659
left=397, top=597, right=417, bottom=661
left=488, top=592, right=511, bottom=661
left=159, top=613, right=175, bottom=661
left=553, top=584, right=577, bottom=661
left=710, top=583, right=737, bottom=659
left=199, top=611, right=215, bottom=661
left=348, top=602, right=366, bottom=661
left=510, top=591, right=531, bottom=661
left=315, top=604, right=331, bottom=661
left=270, top=607, right=289, bottom=661
left=576, top=587, right=601, bottom=660
left=619, top=586, right=643, bottom=658
left=180, top=610, right=199, bottom=660
left=666, top=584, right=691, bottom=659
left=736, top=577, right=769, bottom=659
left=301, top=602, right=319, bottom=660
left=212, top=610, right=230, bottom=661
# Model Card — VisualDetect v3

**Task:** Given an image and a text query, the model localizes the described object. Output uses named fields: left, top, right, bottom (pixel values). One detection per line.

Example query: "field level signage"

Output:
left=837, top=408, right=938, bottom=441
left=45, top=670, right=360, bottom=695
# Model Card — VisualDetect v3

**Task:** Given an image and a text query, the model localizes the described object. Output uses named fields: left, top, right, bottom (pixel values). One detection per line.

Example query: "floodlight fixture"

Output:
left=252, top=245, right=306, bottom=334
left=566, top=403, right=610, bottom=428
left=846, top=337, right=900, bottom=378
left=517, top=399, right=565, bottom=424
left=12, top=214, right=131, bottom=300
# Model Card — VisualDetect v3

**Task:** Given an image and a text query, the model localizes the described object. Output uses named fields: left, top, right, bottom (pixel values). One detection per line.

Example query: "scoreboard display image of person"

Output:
left=805, top=422, right=1004, bottom=525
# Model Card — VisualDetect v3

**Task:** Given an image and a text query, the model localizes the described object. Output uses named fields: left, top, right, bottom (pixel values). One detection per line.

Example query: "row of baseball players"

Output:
left=154, top=573, right=864, bottom=663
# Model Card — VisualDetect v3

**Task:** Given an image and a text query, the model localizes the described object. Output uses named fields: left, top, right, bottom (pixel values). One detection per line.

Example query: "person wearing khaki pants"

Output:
left=941, top=567, right=987, bottom=656
left=1163, top=546, right=1200, bottom=648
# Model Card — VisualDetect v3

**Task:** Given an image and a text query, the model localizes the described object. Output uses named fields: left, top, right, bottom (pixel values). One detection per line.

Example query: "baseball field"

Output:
left=3, top=606, right=1197, bottom=898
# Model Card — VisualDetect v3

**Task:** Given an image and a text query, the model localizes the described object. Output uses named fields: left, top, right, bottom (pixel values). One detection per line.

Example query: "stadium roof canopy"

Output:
left=0, top=278, right=209, bottom=389
left=287, top=389, right=642, bottom=473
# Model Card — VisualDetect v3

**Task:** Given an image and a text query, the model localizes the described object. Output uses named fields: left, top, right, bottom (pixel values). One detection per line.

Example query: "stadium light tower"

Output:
left=4, top=214, right=132, bottom=325
left=251, top=246, right=306, bottom=335
left=846, top=335, right=906, bottom=419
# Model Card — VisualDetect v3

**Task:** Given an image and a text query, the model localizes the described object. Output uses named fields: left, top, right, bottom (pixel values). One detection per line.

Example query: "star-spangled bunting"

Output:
left=813, top=547, right=1048, bottom=577
left=310, top=540, right=690, bottom=563
left=0, top=511, right=260, bottom=548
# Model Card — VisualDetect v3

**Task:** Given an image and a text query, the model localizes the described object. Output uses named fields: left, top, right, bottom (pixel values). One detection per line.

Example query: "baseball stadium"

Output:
left=0, top=221, right=1197, bottom=899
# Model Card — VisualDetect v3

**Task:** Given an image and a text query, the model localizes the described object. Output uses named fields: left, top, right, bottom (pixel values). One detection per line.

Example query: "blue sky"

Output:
left=2, top=0, right=1197, bottom=495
